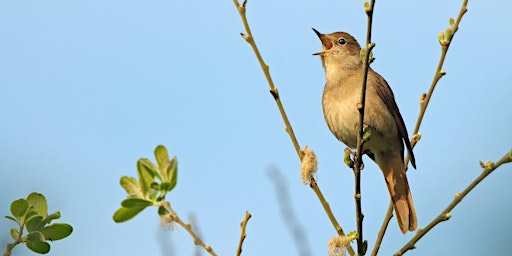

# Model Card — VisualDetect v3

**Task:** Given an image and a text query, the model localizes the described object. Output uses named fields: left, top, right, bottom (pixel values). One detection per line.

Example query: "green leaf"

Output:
left=120, top=176, right=143, bottom=197
left=438, top=31, right=445, bottom=42
left=159, top=182, right=171, bottom=192
left=166, top=156, right=178, bottom=191
left=5, top=215, right=19, bottom=224
left=151, top=182, right=160, bottom=190
left=41, top=223, right=73, bottom=241
left=10, top=199, right=29, bottom=219
left=113, top=206, right=146, bottom=223
left=10, top=228, right=19, bottom=240
left=26, top=231, right=50, bottom=254
left=27, top=193, right=48, bottom=218
left=137, top=159, right=156, bottom=195
left=154, top=145, right=170, bottom=171
left=121, top=198, right=154, bottom=208
left=362, top=125, right=372, bottom=141
left=26, top=215, right=44, bottom=232
left=158, top=206, right=169, bottom=216
left=445, top=28, right=453, bottom=41
left=145, top=158, right=162, bottom=181
left=42, top=211, right=61, bottom=226
left=139, top=158, right=158, bottom=177
left=25, top=210, right=39, bottom=224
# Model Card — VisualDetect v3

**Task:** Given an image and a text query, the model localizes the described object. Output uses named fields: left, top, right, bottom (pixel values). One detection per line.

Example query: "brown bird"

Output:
left=313, top=28, right=417, bottom=233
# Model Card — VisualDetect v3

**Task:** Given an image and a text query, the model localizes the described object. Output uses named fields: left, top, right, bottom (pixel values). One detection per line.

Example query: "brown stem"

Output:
left=232, top=0, right=301, bottom=158
left=232, top=1, right=354, bottom=255
left=394, top=150, right=512, bottom=255
left=236, top=211, right=252, bottom=256
left=162, top=201, right=217, bottom=256
left=372, top=0, right=468, bottom=254
left=354, top=1, right=376, bottom=255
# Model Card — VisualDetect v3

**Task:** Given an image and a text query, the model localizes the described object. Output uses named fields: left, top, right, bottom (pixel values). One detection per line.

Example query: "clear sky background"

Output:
left=1, top=1, right=511, bottom=255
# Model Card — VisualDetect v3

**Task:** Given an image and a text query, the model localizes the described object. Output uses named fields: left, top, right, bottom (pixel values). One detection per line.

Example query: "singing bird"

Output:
left=313, top=28, right=417, bottom=233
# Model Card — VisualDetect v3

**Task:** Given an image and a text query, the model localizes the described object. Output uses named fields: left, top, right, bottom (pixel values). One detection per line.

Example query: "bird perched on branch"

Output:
left=313, top=28, right=417, bottom=233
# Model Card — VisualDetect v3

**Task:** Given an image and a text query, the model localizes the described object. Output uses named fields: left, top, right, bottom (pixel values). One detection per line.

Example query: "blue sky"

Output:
left=1, top=1, right=511, bottom=255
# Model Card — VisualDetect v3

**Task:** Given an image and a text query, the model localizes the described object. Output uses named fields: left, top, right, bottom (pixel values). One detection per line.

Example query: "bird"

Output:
left=312, top=28, right=417, bottom=233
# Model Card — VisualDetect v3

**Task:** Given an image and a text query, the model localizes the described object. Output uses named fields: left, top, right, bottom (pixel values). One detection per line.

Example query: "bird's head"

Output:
left=312, top=29, right=363, bottom=72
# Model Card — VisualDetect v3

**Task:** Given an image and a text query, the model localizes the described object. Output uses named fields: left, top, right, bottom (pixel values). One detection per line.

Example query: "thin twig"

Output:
left=354, top=1, right=376, bottom=255
left=394, top=150, right=512, bottom=256
left=232, top=1, right=354, bottom=255
left=309, top=179, right=355, bottom=255
left=236, top=211, right=252, bottom=256
left=372, top=1, right=468, bottom=254
left=232, top=0, right=300, bottom=158
left=162, top=201, right=217, bottom=256
left=3, top=224, right=24, bottom=256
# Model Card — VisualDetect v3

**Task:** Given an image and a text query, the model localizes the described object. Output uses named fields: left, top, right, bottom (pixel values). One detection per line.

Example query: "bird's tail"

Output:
left=378, top=154, right=417, bottom=234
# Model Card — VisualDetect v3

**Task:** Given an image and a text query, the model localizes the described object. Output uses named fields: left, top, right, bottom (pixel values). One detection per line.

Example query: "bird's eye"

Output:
left=338, top=38, right=346, bottom=45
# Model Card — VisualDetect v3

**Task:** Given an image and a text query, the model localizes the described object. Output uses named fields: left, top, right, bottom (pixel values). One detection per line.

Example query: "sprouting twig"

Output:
left=232, top=1, right=354, bottom=255
left=371, top=1, right=468, bottom=255
left=161, top=201, right=217, bottom=256
left=394, top=150, right=512, bottom=256
left=236, top=211, right=252, bottom=256
left=353, top=1, right=376, bottom=255
left=232, top=0, right=300, bottom=157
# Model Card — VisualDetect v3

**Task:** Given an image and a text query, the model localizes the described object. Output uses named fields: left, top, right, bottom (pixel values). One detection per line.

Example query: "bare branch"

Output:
left=236, top=211, right=252, bottom=256
left=232, top=2, right=354, bottom=255
left=161, top=201, right=217, bottom=256
left=353, top=1, right=376, bottom=255
left=394, top=150, right=512, bottom=255
left=372, top=1, right=469, bottom=254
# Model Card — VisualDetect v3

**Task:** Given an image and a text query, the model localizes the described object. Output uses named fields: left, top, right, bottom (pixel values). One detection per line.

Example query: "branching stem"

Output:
left=394, top=150, right=512, bottom=255
left=233, top=0, right=300, bottom=157
left=3, top=214, right=27, bottom=256
left=162, top=201, right=217, bottom=256
left=372, top=1, right=469, bottom=255
left=232, top=1, right=355, bottom=255
left=354, top=1, right=376, bottom=255
left=236, top=211, right=252, bottom=256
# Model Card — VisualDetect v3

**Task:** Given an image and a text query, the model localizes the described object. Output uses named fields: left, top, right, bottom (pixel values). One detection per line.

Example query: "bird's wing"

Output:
left=371, top=69, right=416, bottom=168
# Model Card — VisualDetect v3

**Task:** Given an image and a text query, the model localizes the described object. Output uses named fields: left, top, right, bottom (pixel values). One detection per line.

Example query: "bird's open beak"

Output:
left=312, top=28, right=332, bottom=56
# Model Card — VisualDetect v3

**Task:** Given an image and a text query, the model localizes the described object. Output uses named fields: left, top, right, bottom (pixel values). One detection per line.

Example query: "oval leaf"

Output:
left=26, top=231, right=50, bottom=254
left=10, top=199, right=28, bottom=219
left=10, top=228, right=19, bottom=240
left=27, top=230, right=45, bottom=242
left=42, top=223, right=73, bottom=241
left=120, top=176, right=143, bottom=197
left=113, top=206, right=146, bottom=223
left=121, top=198, right=154, bottom=208
left=159, top=182, right=171, bottom=192
left=165, top=156, right=178, bottom=182
left=42, top=211, right=61, bottom=226
left=154, top=145, right=170, bottom=170
left=27, top=193, right=48, bottom=218
left=167, top=156, right=178, bottom=191
left=26, top=215, right=44, bottom=232
left=5, top=216, right=18, bottom=223
left=137, top=159, right=156, bottom=195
